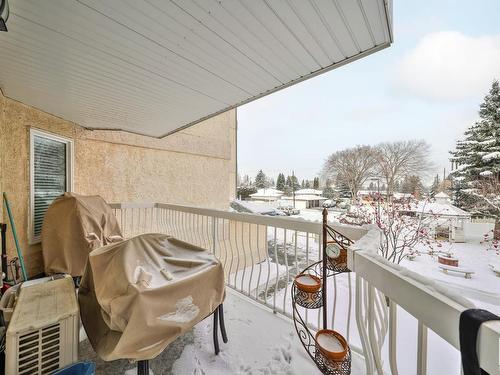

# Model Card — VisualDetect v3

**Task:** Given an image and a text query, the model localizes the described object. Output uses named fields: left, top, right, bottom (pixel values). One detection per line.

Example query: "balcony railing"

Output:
left=109, top=202, right=500, bottom=375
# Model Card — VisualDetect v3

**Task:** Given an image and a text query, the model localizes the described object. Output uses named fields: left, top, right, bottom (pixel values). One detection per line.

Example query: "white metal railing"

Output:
left=349, top=231, right=500, bottom=375
left=109, top=202, right=500, bottom=375
left=109, top=202, right=361, bottom=338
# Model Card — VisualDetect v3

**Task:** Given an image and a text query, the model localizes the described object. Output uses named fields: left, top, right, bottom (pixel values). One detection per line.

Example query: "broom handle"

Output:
left=3, top=193, right=28, bottom=281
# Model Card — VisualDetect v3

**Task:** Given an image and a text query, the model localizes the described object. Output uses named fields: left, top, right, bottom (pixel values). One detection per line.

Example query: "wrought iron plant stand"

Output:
left=292, top=209, right=353, bottom=374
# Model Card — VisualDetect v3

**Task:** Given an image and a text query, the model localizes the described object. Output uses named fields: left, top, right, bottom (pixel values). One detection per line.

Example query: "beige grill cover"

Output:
left=41, top=193, right=123, bottom=276
left=78, top=233, right=225, bottom=361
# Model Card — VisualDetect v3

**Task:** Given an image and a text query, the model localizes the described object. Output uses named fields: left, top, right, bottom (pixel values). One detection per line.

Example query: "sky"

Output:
left=237, top=1, right=500, bottom=185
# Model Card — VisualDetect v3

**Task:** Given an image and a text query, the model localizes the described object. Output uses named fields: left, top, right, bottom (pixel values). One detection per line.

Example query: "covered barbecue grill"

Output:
left=78, top=233, right=225, bottom=361
left=41, top=193, right=123, bottom=276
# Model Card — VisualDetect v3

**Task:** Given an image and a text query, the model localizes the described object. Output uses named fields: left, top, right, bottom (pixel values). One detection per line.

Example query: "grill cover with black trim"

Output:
left=78, top=233, right=225, bottom=361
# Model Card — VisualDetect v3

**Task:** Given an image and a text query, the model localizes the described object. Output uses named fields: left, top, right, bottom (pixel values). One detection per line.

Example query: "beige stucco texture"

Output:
left=0, top=90, right=237, bottom=277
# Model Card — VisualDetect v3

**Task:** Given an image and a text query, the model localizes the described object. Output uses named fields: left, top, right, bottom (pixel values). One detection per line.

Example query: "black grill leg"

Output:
left=218, top=304, right=228, bottom=343
left=137, top=360, right=149, bottom=375
left=213, top=307, right=220, bottom=355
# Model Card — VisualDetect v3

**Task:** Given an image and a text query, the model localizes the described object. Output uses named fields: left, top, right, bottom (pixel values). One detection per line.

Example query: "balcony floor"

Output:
left=78, top=288, right=365, bottom=374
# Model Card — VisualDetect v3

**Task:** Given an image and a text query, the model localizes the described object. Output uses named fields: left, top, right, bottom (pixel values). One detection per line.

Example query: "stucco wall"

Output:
left=0, top=91, right=236, bottom=277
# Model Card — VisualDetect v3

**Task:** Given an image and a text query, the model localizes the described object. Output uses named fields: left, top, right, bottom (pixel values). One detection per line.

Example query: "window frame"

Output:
left=29, top=129, right=74, bottom=244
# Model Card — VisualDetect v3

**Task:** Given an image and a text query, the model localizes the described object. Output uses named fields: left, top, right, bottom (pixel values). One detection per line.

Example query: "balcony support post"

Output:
left=322, top=208, right=327, bottom=329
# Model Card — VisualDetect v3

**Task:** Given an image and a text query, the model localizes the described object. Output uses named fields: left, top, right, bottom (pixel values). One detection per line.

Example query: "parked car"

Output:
left=322, top=199, right=335, bottom=208
left=266, top=209, right=288, bottom=216
left=277, top=205, right=300, bottom=216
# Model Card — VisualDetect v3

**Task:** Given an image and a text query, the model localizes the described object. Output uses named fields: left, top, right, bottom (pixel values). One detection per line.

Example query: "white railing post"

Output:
left=389, top=300, right=399, bottom=375
left=417, top=322, right=428, bottom=375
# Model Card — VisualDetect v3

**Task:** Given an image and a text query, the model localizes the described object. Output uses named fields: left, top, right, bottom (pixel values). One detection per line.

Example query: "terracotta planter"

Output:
left=294, top=274, right=321, bottom=293
left=315, top=329, right=348, bottom=362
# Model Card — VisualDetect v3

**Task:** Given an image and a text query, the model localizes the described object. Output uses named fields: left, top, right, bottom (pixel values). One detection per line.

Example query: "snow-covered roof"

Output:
left=250, top=188, right=284, bottom=198
left=358, top=190, right=389, bottom=196
left=282, top=195, right=328, bottom=201
left=294, top=189, right=323, bottom=195
left=403, top=200, right=471, bottom=218
left=434, top=192, right=450, bottom=199
left=393, top=192, right=413, bottom=199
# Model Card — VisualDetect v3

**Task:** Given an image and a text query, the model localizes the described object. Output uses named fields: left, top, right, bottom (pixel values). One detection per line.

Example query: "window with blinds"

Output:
left=30, top=130, right=72, bottom=243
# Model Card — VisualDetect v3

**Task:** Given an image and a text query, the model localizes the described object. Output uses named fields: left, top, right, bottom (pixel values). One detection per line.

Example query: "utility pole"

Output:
left=292, top=170, right=296, bottom=208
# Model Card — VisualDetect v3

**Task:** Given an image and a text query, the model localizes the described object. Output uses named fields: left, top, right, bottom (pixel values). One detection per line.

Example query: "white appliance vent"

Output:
left=6, top=276, right=79, bottom=375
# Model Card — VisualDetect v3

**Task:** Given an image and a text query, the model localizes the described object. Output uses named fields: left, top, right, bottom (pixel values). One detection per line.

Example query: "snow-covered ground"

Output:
left=80, top=289, right=367, bottom=374
left=171, top=289, right=366, bottom=375
left=266, top=208, right=499, bottom=374
left=403, top=241, right=500, bottom=314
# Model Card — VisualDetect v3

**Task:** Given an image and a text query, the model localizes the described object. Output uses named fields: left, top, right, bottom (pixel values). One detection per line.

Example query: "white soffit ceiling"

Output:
left=0, top=0, right=393, bottom=138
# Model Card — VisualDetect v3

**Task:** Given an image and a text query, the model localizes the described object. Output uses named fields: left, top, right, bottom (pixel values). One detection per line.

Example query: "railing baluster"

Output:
left=283, top=229, right=289, bottom=314
left=248, top=223, right=255, bottom=297
left=255, top=225, right=262, bottom=300
left=332, top=275, right=337, bottom=327
left=264, top=226, right=271, bottom=303
left=417, top=322, right=428, bottom=375
left=150, top=207, right=154, bottom=232
left=234, top=221, right=242, bottom=291
left=273, top=227, right=278, bottom=313
left=356, top=276, right=374, bottom=375
left=239, top=223, right=247, bottom=293
left=389, top=300, right=399, bottom=375
left=347, top=272, right=352, bottom=342
left=229, top=220, right=235, bottom=288
left=211, top=217, right=217, bottom=257
left=221, top=219, right=228, bottom=277
left=368, top=285, right=384, bottom=375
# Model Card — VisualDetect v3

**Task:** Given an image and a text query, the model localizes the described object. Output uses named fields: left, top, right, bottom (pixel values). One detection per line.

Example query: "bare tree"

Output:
left=374, top=140, right=432, bottom=196
left=323, top=145, right=377, bottom=201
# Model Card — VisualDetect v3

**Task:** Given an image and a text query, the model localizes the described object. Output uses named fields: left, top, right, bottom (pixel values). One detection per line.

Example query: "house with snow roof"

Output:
left=249, top=188, right=284, bottom=203
left=400, top=192, right=471, bottom=242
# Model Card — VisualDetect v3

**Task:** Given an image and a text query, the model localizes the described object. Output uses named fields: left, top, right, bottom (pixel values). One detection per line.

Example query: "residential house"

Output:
left=249, top=188, right=283, bottom=203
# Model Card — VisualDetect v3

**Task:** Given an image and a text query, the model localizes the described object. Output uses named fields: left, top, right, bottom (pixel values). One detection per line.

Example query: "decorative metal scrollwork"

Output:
left=291, top=209, right=353, bottom=374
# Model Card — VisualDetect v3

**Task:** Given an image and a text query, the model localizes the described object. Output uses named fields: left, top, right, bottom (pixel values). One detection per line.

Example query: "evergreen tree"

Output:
left=305, top=180, right=311, bottom=188
left=255, top=170, right=268, bottom=189
left=276, top=173, right=286, bottom=191
left=237, top=186, right=257, bottom=199
left=368, top=182, right=375, bottom=190
left=450, top=80, right=500, bottom=221
left=322, top=186, right=336, bottom=199
left=313, top=177, right=320, bottom=189
left=301, top=180, right=305, bottom=188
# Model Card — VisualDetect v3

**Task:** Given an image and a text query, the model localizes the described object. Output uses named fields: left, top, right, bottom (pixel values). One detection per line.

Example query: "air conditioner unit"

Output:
left=5, top=276, right=79, bottom=375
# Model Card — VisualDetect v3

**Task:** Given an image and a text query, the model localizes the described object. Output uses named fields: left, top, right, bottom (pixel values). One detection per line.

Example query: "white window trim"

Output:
left=29, top=129, right=74, bottom=244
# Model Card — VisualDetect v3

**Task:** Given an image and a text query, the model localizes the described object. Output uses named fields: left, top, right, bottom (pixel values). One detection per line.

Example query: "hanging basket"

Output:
left=314, top=330, right=351, bottom=375
left=294, top=274, right=323, bottom=309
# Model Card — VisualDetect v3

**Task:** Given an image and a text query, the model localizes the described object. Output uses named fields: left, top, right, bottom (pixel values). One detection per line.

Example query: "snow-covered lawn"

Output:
left=402, top=240, right=500, bottom=314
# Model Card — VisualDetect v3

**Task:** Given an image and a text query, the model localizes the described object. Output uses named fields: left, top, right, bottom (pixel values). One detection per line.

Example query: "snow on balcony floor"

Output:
left=79, top=288, right=366, bottom=374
